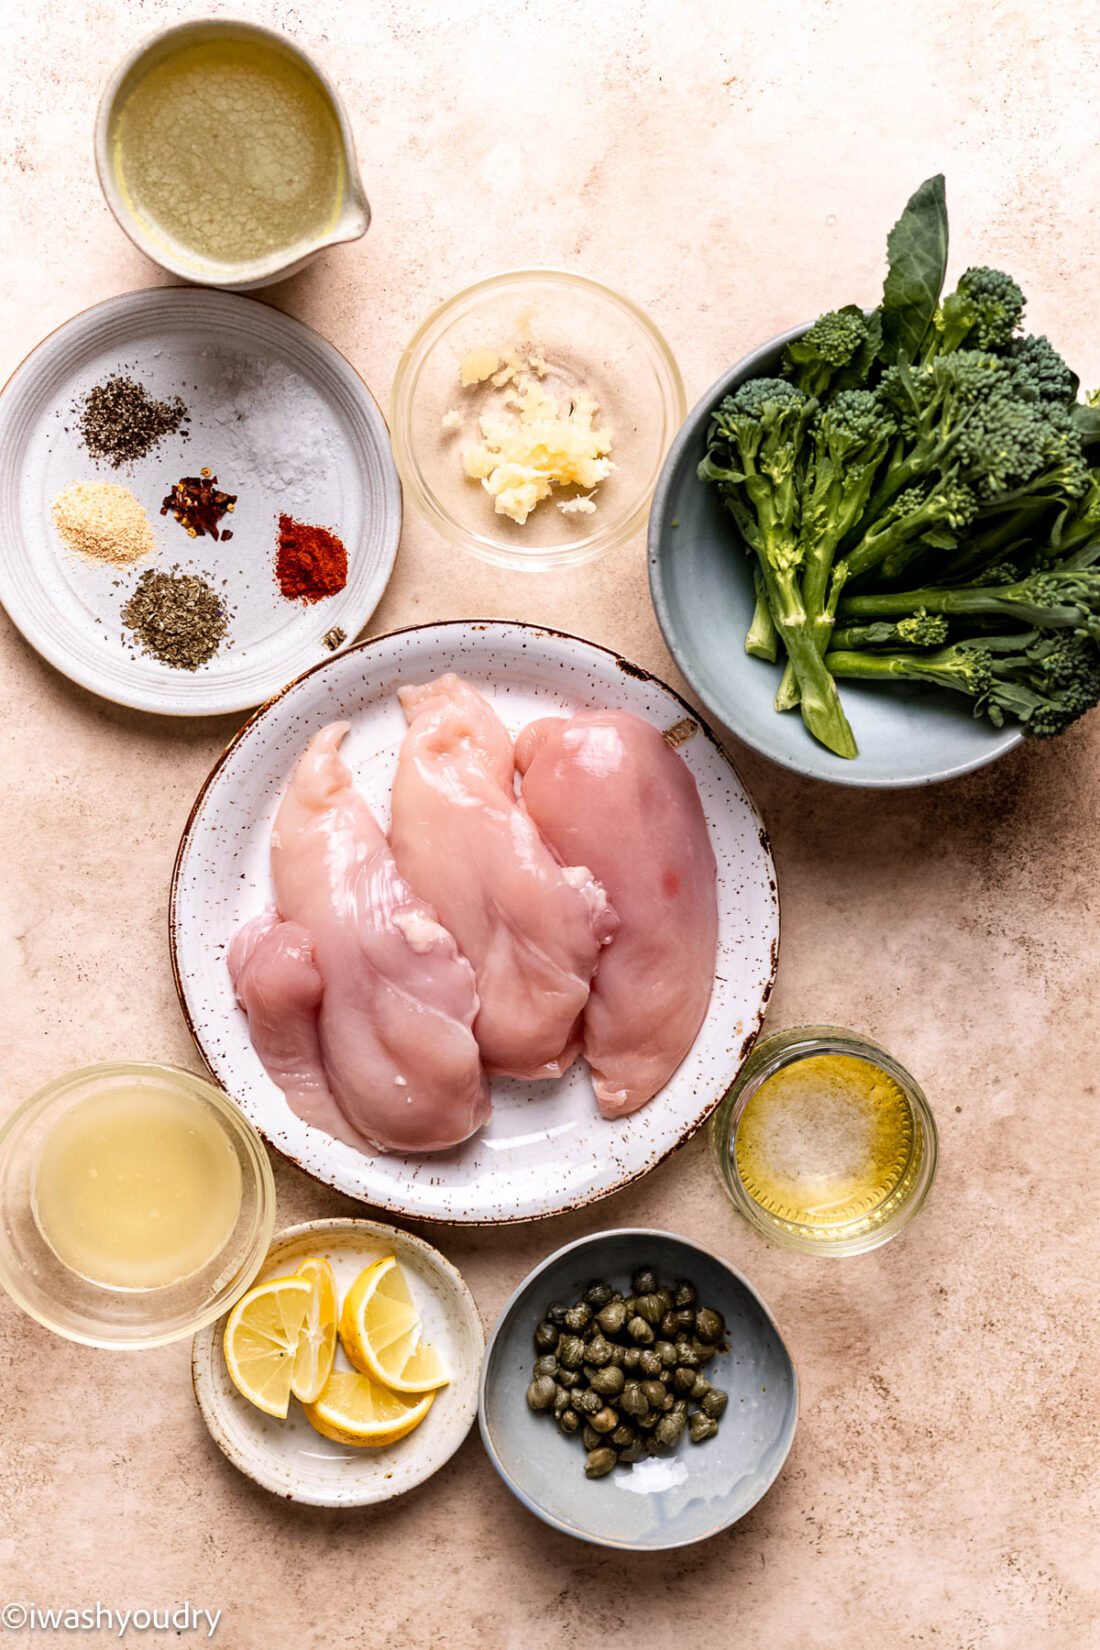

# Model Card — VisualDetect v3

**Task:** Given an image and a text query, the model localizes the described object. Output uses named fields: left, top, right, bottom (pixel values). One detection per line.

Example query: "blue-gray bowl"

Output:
left=478, top=1228, right=797, bottom=1550
left=648, top=323, right=1022, bottom=786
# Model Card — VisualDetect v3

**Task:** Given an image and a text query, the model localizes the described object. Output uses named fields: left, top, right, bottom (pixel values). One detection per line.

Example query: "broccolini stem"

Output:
left=759, top=562, right=858, bottom=757
left=745, top=571, right=779, bottom=662
left=837, top=584, right=1082, bottom=626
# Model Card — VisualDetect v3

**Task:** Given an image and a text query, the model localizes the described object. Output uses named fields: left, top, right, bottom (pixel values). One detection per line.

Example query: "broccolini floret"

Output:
left=1006, top=334, right=1078, bottom=404
left=926, top=267, right=1026, bottom=357
left=830, top=612, right=950, bottom=651
left=782, top=306, right=871, bottom=400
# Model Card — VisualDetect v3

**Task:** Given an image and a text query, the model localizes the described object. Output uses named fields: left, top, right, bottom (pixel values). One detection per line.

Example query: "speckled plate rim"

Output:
left=647, top=320, right=1023, bottom=788
left=0, top=286, right=402, bottom=716
left=168, top=618, right=780, bottom=1224
left=191, top=1216, right=484, bottom=1507
left=477, top=1226, right=799, bottom=1550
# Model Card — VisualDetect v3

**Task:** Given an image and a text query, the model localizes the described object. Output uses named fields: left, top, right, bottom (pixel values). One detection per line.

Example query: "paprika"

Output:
left=276, top=513, right=348, bottom=602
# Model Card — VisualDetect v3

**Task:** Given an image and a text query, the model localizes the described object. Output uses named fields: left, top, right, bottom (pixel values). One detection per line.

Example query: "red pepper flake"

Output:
left=160, top=474, right=237, bottom=540
left=276, top=513, right=348, bottom=602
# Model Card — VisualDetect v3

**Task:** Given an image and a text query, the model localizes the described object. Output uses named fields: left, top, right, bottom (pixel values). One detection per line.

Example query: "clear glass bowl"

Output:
left=710, top=1026, right=938, bottom=1256
left=0, top=1062, right=276, bottom=1347
left=390, top=269, right=685, bottom=571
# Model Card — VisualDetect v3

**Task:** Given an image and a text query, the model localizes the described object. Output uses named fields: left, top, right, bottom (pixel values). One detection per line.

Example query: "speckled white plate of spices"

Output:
left=192, top=1219, right=484, bottom=1506
left=170, top=621, right=780, bottom=1223
left=0, top=288, right=401, bottom=715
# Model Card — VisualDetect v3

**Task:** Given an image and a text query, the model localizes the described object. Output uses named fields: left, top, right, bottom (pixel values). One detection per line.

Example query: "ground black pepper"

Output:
left=77, top=376, right=189, bottom=467
left=121, top=567, right=231, bottom=669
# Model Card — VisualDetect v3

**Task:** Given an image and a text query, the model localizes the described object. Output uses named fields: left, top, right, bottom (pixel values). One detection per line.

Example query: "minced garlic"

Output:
left=457, top=351, right=613, bottom=525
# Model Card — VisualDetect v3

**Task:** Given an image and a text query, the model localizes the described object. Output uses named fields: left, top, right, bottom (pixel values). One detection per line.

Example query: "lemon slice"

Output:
left=291, top=1256, right=338, bottom=1404
left=223, top=1275, right=313, bottom=1418
left=339, top=1255, right=450, bottom=1393
left=302, top=1369, right=435, bottom=1447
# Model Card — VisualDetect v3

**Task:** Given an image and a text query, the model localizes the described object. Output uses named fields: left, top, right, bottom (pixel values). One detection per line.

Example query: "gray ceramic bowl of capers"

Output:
left=478, top=1229, right=798, bottom=1550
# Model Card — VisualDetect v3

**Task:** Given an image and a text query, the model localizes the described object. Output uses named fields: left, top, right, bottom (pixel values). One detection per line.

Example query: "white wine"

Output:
left=112, top=34, right=345, bottom=274
left=33, top=1083, right=243, bottom=1290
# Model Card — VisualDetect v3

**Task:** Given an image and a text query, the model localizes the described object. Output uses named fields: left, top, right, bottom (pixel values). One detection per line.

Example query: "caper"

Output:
left=582, top=1424, right=601, bottom=1451
left=559, top=1409, right=581, bottom=1435
left=655, top=1288, right=673, bottom=1314
left=533, top=1320, right=558, bottom=1353
left=584, top=1448, right=617, bottom=1479
left=533, top=1354, right=559, bottom=1378
left=656, top=1340, right=677, bottom=1368
left=563, top=1303, right=590, bottom=1333
left=673, top=1307, right=696, bottom=1334
left=690, top=1373, right=712, bottom=1402
left=553, top=1385, right=570, bottom=1417
left=627, top=1315, right=654, bottom=1346
left=620, top=1382, right=649, bottom=1417
left=638, top=1349, right=662, bottom=1379
left=610, top=1421, right=636, bottom=1448
left=689, top=1412, right=719, bottom=1444
left=596, top=1300, right=628, bottom=1337
left=558, top=1368, right=580, bottom=1389
left=672, top=1398, right=689, bottom=1418
left=583, top=1281, right=614, bottom=1309
left=636, top=1409, right=659, bottom=1431
left=546, top=1300, right=569, bottom=1325
left=590, top=1406, right=618, bottom=1435
left=701, top=1386, right=729, bottom=1419
left=659, top=1310, right=679, bottom=1337
left=558, top=1335, right=585, bottom=1369
left=673, top=1366, right=696, bottom=1394
left=694, top=1307, right=724, bottom=1343
left=675, top=1342, right=700, bottom=1370
left=526, top=1376, right=556, bottom=1411
left=591, top=1365, right=625, bottom=1397
left=653, top=1413, right=686, bottom=1453
left=673, top=1279, right=697, bottom=1309
left=617, top=1439, right=644, bottom=1465
left=631, top=1267, right=658, bottom=1296
left=642, top=1379, right=667, bottom=1407
left=586, top=1333, right=613, bottom=1368
left=634, top=1292, right=664, bottom=1326
left=576, top=1388, right=602, bottom=1415
left=692, top=1338, right=716, bottom=1365
left=608, top=1344, right=626, bottom=1369
left=622, top=1347, right=642, bottom=1372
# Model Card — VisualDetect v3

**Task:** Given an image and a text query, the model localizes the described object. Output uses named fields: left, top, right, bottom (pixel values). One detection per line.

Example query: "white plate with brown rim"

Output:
left=170, top=620, right=780, bottom=1223
left=0, top=288, right=400, bottom=715
left=191, top=1218, right=484, bottom=1507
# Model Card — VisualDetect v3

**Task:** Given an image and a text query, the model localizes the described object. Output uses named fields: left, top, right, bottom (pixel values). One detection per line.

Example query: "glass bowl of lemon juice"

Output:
left=711, top=1027, right=938, bottom=1256
left=0, top=1063, right=275, bottom=1347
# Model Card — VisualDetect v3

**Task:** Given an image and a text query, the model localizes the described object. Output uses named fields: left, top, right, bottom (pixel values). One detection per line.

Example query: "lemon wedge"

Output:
left=223, top=1275, right=313, bottom=1418
left=302, top=1369, right=435, bottom=1447
left=339, top=1255, right=450, bottom=1394
left=291, top=1255, right=338, bottom=1404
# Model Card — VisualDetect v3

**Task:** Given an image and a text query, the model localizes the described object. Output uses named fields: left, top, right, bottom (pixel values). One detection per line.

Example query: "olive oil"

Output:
left=112, top=35, right=345, bottom=274
left=32, top=1083, right=243, bottom=1290
left=734, top=1054, right=917, bottom=1237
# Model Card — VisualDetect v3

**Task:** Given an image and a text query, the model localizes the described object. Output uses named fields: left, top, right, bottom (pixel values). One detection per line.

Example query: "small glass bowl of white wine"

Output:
left=711, top=1027, right=938, bottom=1256
left=0, top=1062, right=275, bottom=1347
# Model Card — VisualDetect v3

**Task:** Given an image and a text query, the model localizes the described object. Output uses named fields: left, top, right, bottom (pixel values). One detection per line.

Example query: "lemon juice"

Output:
left=111, top=34, right=345, bottom=273
left=32, top=1082, right=243, bottom=1290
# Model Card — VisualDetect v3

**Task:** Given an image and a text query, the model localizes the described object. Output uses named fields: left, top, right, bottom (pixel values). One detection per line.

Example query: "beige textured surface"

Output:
left=1, top=1, right=1099, bottom=1644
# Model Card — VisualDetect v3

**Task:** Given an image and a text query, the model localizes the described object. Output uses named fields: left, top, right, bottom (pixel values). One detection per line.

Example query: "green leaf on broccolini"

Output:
left=880, top=174, right=949, bottom=365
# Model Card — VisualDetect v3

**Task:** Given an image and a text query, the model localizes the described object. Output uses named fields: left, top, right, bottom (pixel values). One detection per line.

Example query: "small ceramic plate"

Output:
left=479, top=1228, right=798, bottom=1549
left=0, top=289, right=401, bottom=715
left=170, top=620, right=779, bottom=1224
left=191, top=1218, right=483, bottom=1507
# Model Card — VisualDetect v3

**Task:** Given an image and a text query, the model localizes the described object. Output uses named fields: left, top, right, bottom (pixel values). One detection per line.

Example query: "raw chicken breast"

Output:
left=265, top=721, right=489, bottom=1154
left=515, top=710, right=718, bottom=1118
left=228, top=910, right=374, bottom=1154
left=390, top=675, right=617, bottom=1080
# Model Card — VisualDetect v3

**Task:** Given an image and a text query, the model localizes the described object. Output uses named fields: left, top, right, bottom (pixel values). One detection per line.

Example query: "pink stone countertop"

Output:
left=1, top=1, right=1099, bottom=1645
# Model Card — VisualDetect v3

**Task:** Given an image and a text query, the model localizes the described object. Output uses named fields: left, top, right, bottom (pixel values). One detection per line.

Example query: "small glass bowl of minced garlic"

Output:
left=711, top=1027, right=938, bottom=1256
left=391, top=270, right=685, bottom=571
